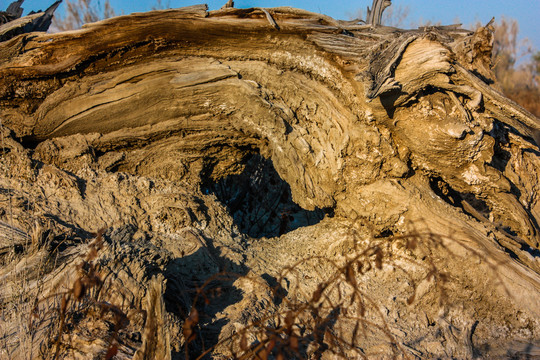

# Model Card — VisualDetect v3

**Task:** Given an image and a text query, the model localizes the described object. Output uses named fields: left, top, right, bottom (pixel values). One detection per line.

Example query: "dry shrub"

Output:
left=51, top=0, right=116, bottom=31
left=27, top=229, right=134, bottom=359
left=3, top=221, right=512, bottom=359
left=51, top=0, right=170, bottom=32
left=505, top=87, right=540, bottom=117
left=488, top=17, right=540, bottom=117
left=180, top=227, right=508, bottom=359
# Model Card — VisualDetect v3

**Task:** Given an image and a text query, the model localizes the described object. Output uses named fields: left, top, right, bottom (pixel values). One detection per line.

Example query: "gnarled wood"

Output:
left=0, top=5, right=539, bottom=359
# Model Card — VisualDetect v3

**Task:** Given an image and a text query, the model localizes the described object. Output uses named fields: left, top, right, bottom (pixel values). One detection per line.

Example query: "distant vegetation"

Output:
left=51, top=0, right=540, bottom=117
left=50, top=0, right=116, bottom=32
left=489, top=17, right=540, bottom=116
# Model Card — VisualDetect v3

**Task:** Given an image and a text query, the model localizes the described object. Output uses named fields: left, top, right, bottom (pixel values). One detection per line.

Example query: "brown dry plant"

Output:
left=51, top=0, right=116, bottom=31
left=178, top=227, right=510, bottom=359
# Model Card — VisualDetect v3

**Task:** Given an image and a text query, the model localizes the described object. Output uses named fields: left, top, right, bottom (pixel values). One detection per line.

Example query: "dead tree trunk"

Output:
left=0, top=5, right=539, bottom=359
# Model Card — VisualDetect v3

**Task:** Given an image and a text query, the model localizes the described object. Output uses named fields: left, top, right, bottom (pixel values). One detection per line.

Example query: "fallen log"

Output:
left=0, top=3, right=539, bottom=359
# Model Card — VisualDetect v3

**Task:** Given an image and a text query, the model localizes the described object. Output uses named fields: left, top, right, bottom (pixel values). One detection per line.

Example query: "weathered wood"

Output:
left=0, top=221, right=29, bottom=254
left=0, top=0, right=23, bottom=25
left=0, top=0, right=61, bottom=42
left=1, top=5, right=540, bottom=359
left=366, top=0, right=392, bottom=25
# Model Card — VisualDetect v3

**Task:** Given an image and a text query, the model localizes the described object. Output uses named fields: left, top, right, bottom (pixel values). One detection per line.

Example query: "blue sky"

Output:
left=5, top=0, right=540, bottom=57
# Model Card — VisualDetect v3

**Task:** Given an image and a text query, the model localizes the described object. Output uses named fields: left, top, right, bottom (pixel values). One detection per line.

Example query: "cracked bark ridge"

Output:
left=0, top=5, right=540, bottom=359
